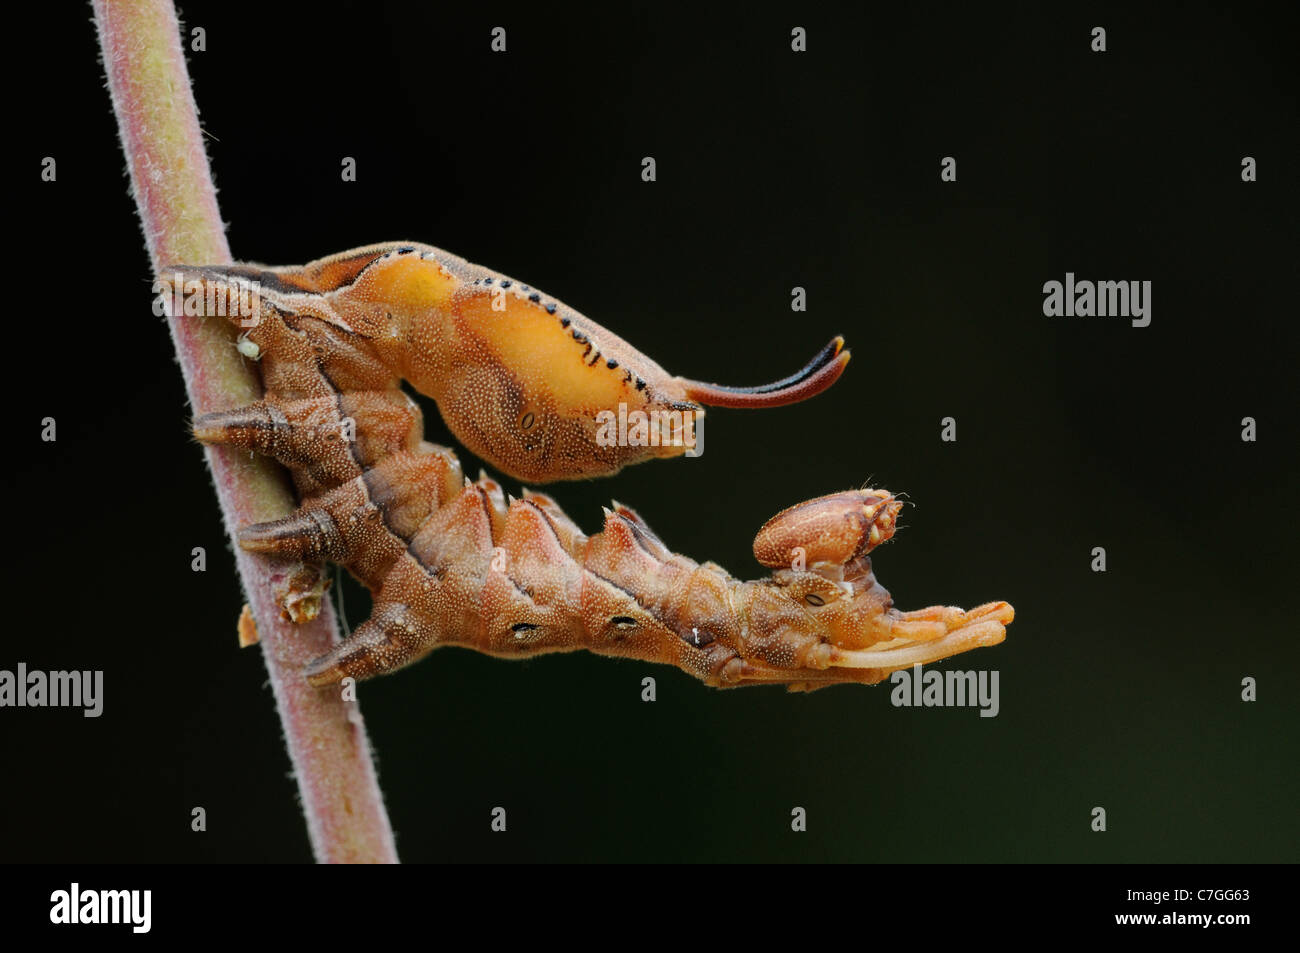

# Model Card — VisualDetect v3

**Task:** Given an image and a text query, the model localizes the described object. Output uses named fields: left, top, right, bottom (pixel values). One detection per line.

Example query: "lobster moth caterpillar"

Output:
left=174, top=242, right=1013, bottom=691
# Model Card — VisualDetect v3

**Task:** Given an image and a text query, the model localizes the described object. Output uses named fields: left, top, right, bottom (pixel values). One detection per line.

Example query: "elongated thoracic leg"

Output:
left=825, top=602, right=1014, bottom=669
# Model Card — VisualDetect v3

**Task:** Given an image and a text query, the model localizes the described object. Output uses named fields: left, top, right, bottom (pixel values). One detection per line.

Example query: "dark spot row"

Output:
left=472, top=276, right=560, bottom=316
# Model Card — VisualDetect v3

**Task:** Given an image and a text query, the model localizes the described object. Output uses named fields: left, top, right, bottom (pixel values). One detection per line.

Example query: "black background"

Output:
left=6, top=2, right=1297, bottom=862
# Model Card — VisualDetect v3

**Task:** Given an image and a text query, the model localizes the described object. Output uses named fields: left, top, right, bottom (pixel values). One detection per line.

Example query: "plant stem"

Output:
left=93, top=0, right=397, bottom=863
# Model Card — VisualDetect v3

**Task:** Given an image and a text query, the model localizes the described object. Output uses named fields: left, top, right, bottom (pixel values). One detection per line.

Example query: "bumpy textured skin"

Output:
left=176, top=242, right=1013, bottom=691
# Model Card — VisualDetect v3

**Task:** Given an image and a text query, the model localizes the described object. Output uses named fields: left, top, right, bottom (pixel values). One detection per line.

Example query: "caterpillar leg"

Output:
left=849, top=601, right=1013, bottom=646
left=235, top=449, right=463, bottom=589
left=825, top=602, right=1014, bottom=671
left=303, top=604, right=432, bottom=686
left=301, top=476, right=518, bottom=686
left=194, top=397, right=361, bottom=491
left=698, top=597, right=1012, bottom=692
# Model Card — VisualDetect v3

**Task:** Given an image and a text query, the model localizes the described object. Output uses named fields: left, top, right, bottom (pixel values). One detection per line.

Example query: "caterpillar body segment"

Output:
left=177, top=242, right=849, bottom=484
left=176, top=243, right=1013, bottom=691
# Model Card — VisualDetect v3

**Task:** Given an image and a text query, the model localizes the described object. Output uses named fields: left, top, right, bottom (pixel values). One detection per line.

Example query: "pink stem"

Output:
left=93, top=0, right=397, bottom=863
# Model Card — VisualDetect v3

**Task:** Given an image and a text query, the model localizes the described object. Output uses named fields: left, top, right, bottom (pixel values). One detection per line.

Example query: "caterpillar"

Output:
left=172, top=242, right=1013, bottom=691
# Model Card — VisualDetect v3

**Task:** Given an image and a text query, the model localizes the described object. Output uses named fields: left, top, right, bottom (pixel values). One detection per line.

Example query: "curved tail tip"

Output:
left=679, top=336, right=851, bottom=409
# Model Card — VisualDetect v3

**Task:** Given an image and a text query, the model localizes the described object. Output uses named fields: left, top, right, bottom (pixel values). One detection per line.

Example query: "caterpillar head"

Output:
left=749, top=489, right=910, bottom=654
left=721, top=489, right=1012, bottom=689
left=753, top=489, right=903, bottom=572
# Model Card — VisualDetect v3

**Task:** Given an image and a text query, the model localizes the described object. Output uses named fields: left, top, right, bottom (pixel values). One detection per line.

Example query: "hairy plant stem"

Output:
left=93, top=0, right=397, bottom=863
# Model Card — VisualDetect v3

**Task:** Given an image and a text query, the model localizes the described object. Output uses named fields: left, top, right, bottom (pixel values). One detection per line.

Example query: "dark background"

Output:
left=7, top=2, right=1296, bottom=862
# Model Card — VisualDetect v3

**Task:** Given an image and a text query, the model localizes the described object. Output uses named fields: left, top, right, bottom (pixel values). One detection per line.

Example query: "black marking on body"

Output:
left=186, top=265, right=310, bottom=302
left=504, top=572, right=533, bottom=600
left=517, top=498, right=572, bottom=553
left=613, top=513, right=665, bottom=562
left=584, top=567, right=645, bottom=607
left=622, top=511, right=668, bottom=550
left=583, top=560, right=675, bottom=635
left=473, top=485, right=497, bottom=547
